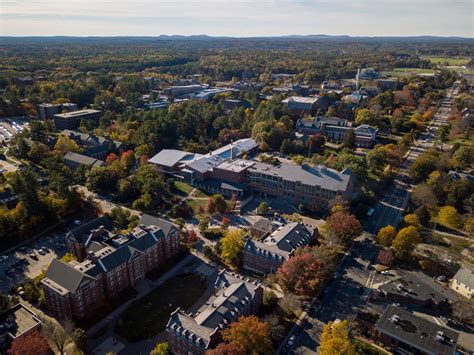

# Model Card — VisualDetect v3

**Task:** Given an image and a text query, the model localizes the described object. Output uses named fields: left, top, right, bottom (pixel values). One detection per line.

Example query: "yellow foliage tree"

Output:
left=54, top=135, right=83, bottom=155
left=320, top=320, right=356, bottom=355
left=404, top=214, right=420, bottom=229
left=220, top=229, right=245, bottom=268
left=438, top=206, right=462, bottom=228
left=392, top=226, right=421, bottom=259
left=377, top=225, right=396, bottom=247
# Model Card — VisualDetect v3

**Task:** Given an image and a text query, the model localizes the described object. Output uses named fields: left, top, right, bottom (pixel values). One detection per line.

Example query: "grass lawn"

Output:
left=192, top=189, right=209, bottom=198
left=188, top=198, right=208, bottom=214
left=115, top=273, right=207, bottom=342
left=172, top=181, right=194, bottom=197
left=382, top=68, right=435, bottom=78
left=421, top=56, right=471, bottom=66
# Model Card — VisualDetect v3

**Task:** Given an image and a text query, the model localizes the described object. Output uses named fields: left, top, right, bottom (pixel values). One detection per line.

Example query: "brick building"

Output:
left=243, top=222, right=317, bottom=274
left=166, top=271, right=263, bottom=355
left=42, top=215, right=180, bottom=320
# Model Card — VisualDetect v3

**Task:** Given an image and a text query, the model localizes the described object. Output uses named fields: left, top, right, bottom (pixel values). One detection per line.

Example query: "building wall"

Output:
left=451, top=279, right=473, bottom=298
left=242, top=250, right=283, bottom=274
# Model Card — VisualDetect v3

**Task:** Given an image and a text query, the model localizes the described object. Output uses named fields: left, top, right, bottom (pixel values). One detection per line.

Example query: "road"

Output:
left=279, top=83, right=460, bottom=354
left=365, top=84, right=457, bottom=234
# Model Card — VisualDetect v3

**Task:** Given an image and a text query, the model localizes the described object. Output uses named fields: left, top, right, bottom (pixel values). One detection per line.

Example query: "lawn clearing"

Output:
left=188, top=198, right=208, bottom=214
left=382, top=68, right=435, bottom=78
left=172, top=181, right=194, bottom=196
left=421, top=56, right=471, bottom=66
left=115, top=273, right=207, bottom=342
left=192, top=188, right=209, bottom=198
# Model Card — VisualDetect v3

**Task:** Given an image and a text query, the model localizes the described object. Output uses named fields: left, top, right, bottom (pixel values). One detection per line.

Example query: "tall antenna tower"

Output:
left=356, top=66, right=361, bottom=91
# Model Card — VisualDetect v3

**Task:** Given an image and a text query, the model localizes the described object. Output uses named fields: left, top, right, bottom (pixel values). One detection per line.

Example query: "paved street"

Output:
left=365, top=85, right=457, bottom=235
left=280, top=84, right=460, bottom=354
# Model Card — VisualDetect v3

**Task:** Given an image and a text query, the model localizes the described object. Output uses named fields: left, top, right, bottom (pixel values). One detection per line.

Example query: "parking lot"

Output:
left=0, top=118, right=27, bottom=144
left=0, top=228, right=69, bottom=293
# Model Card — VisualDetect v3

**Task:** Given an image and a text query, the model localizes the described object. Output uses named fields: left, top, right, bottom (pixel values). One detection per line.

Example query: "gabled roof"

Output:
left=139, top=214, right=178, bottom=236
left=44, top=259, right=96, bottom=293
left=66, top=216, right=114, bottom=244
left=453, top=267, right=474, bottom=288
left=148, top=149, right=200, bottom=168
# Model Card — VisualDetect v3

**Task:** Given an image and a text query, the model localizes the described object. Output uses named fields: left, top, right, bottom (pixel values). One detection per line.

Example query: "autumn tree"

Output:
left=376, top=225, right=396, bottom=247
left=54, top=135, right=83, bottom=155
left=207, top=343, right=244, bottom=355
left=277, top=246, right=337, bottom=296
left=221, top=316, right=273, bottom=355
left=8, top=331, right=50, bottom=355
left=438, top=206, right=462, bottom=228
left=324, top=211, right=362, bottom=246
left=404, top=214, right=421, bottom=229
left=207, top=194, right=227, bottom=214
left=220, top=229, right=245, bottom=268
left=392, top=226, right=421, bottom=259
left=320, top=320, right=356, bottom=355
left=452, top=299, right=474, bottom=325
left=436, top=124, right=450, bottom=150
left=355, top=108, right=373, bottom=126
left=150, top=342, right=170, bottom=355
left=377, top=248, right=394, bottom=266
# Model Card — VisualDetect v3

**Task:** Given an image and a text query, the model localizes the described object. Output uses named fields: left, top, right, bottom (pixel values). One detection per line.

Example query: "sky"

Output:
left=1, top=0, right=473, bottom=37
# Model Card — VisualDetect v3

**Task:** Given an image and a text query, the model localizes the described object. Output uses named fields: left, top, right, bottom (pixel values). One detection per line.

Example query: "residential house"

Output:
left=243, top=222, right=317, bottom=274
left=450, top=267, right=473, bottom=298
left=374, top=305, right=459, bottom=355
left=166, top=271, right=263, bottom=355
left=378, top=273, right=448, bottom=308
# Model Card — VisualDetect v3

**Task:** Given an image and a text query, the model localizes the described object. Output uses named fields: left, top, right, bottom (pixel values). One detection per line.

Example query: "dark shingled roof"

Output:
left=376, top=305, right=459, bottom=355
left=44, top=259, right=96, bottom=293
left=139, top=214, right=178, bottom=236
left=66, top=216, right=114, bottom=244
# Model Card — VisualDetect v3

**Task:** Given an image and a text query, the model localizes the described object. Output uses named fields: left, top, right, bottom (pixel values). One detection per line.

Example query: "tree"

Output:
left=106, top=152, right=118, bottom=165
left=16, top=136, right=30, bottom=159
left=0, top=293, right=11, bottom=313
left=438, top=206, right=462, bottom=228
left=392, top=226, right=421, bottom=259
left=411, top=184, right=438, bottom=210
left=54, top=135, right=82, bottom=154
left=409, top=154, right=437, bottom=183
left=452, top=299, right=474, bottom=325
left=342, top=129, right=355, bottom=149
left=198, top=215, right=210, bottom=233
left=221, top=316, right=273, bottom=355
left=436, top=124, right=450, bottom=150
left=208, top=194, right=227, bottom=214
left=207, top=343, right=244, bottom=355
left=404, top=214, right=420, bottom=229
left=324, top=211, right=362, bottom=246
left=8, top=331, right=50, bottom=355
left=60, top=252, right=77, bottom=263
left=307, top=134, right=325, bottom=153
left=42, top=318, right=71, bottom=355
left=277, top=250, right=324, bottom=295
left=453, top=146, right=473, bottom=167
left=414, top=206, right=431, bottom=226
left=150, top=342, right=170, bottom=355
left=376, top=225, right=396, bottom=247
left=257, top=202, right=269, bottom=214
left=220, top=229, right=245, bottom=268
left=367, top=148, right=387, bottom=172
left=262, top=313, right=286, bottom=342
left=355, top=108, right=372, bottom=125
left=320, top=320, right=356, bottom=355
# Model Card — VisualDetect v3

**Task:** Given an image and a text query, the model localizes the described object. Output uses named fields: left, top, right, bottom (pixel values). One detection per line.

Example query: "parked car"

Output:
left=0, top=255, right=8, bottom=262
left=381, top=270, right=393, bottom=276
left=29, top=253, right=38, bottom=260
left=436, top=275, right=447, bottom=282
left=288, top=335, right=296, bottom=346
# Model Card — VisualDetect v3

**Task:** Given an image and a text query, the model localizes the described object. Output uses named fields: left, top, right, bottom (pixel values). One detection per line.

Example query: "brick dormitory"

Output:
left=41, top=214, right=180, bottom=320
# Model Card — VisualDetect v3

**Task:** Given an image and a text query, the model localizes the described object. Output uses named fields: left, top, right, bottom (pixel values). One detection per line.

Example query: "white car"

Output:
left=381, top=270, right=392, bottom=276
left=288, top=335, right=296, bottom=346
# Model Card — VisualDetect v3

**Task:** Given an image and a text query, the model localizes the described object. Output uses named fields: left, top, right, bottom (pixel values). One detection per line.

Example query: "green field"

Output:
left=382, top=68, right=435, bottom=78
left=422, top=56, right=471, bottom=66
left=115, top=273, right=207, bottom=342
left=172, top=181, right=194, bottom=196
